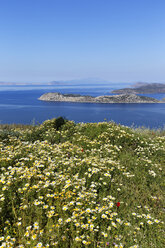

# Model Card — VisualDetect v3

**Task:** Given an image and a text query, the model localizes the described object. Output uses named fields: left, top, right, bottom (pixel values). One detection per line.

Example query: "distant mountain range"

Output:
left=111, top=83, right=165, bottom=94
left=0, top=81, right=59, bottom=85
left=0, top=78, right=112, bottom=86
left=0, top=81, right=165, bottom=93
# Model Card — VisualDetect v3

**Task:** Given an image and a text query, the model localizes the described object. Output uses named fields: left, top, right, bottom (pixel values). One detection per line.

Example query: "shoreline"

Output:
left=39, top=92, right=164, bottom=104
left=39, top=99, right=165, bottom=104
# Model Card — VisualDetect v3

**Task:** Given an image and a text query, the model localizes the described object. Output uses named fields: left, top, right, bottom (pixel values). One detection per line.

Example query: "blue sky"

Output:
left=0, top=0, right=165, bottom=83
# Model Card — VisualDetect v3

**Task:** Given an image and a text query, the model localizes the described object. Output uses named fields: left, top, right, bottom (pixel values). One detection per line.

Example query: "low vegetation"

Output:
left=0, top=118, right=164, bottom=248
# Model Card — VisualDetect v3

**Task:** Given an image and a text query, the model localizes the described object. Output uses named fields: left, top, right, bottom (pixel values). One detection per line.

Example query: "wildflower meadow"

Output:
left=0, top=118, right=164, bottom=248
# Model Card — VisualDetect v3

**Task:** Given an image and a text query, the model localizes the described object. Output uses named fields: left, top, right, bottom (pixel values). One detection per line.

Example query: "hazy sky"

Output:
left=0, top=0, right=165, bottom=83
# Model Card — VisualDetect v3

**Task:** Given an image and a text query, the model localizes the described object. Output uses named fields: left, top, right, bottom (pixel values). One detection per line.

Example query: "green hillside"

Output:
left=0, top=118, right=164, bottom=248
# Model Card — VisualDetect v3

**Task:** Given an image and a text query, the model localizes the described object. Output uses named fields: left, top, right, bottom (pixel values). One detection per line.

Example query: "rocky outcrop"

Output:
left=111, top=83, right=165, bottom=94
left=39, top=92, right=160, bottom=103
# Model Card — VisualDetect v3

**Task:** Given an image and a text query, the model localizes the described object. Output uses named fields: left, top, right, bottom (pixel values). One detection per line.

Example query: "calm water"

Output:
left=0, top=84, right=165, bottom=129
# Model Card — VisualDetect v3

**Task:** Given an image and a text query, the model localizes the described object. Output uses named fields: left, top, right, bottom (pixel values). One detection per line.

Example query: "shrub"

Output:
left=53, top=116, right=67, bottom=130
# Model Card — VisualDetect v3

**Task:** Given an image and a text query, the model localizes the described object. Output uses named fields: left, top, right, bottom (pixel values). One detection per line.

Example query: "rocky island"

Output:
left=39, top=92, right=160, bottom=103
left=111, top=83, right=165, bottom=94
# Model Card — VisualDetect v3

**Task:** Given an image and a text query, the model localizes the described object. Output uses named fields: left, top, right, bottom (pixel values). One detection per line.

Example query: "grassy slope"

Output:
left=0, top=119, right=164, bottom=248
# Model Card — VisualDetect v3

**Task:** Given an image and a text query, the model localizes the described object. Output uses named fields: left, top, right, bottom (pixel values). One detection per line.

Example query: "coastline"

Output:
left=38, top=92, right=163, bottom=104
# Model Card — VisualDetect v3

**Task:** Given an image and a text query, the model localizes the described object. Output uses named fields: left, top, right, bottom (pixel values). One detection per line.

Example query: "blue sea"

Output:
left=0, top=84, right=165, bottom=129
